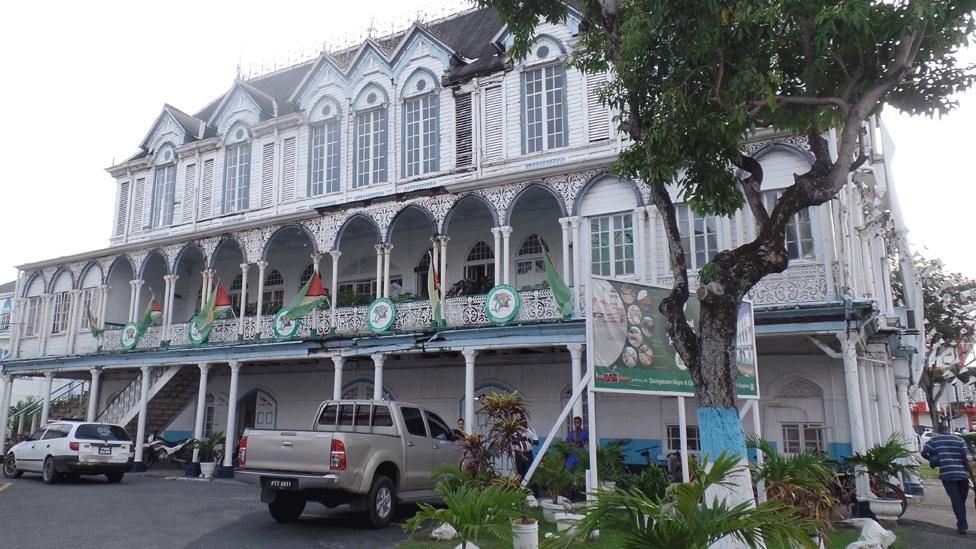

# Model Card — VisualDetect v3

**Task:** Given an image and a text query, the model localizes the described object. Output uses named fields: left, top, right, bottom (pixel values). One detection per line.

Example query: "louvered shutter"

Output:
left=454, top=91, right=473, bottom=167
left=281, top=137, right=296, bottom=201
left=200, top=159, right=214, bottom=219
left=261, top=142, right=274, bottom=207
left=114, top=181, right=129, bottom=236
left=587, top=71, right=611, bottom=142
left=130, top=178, right=145, bottom=233
left=182, top=163, right=196, bottom=222
left=482, top=85, right=503, bottom=161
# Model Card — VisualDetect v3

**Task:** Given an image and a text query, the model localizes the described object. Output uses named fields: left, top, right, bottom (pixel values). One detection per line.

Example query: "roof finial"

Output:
left=367, top=16, right=377, bottom=39
left=236, top=63, right=242, bottom=80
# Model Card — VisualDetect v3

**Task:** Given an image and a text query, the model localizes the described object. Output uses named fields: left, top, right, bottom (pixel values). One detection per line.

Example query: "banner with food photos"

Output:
left=587, top=276, right=759, bottom=398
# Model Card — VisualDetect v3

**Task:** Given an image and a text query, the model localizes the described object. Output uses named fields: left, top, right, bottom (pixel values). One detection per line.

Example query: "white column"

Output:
left=97, top=284, right=110, bottom=333
left=65, top=289, right=82, bottom=354
left=329, top=251, right=341, bottom=330
left=569, top=217, right=582, bottom=316
left=222, top=361, right=242, bottom=468
left=130, top=280, right=145, bottom=323
left=372, top=354, right=385, bottom=400
left=893, top=359, right=916, bottom=450
left=382, top=244, right=393, bottom=298
left=678, top=396, right=690, bottom=483
left=199, top=269, right=209, bottom=308
left=749, top=400, right=765, bottom=502
left=499, top=226, right=513, bottom=285
left=633, top=208, right=646, bottom=282
left=134, top=365, right=152, bottom=466
left=37, top=294, right=53, bottom=352
left=238, top=264, right=249, bottom=338
left=0, top=374, right=12, bottom=454
left=491, top=227, right=502, bottom=286
left=558, top=218, right=572, bottom=284
left=857, top=360, right=876, bottom=448
left=462, top=348, right=476, bottom=434
left=17, top=412, right=25, bottom=435
left=160, top=275, right=174, bottom=341
left=332, top=356, right=345, bottom=400
left=647, top=207, right=659, bottom=283
left=841, top=334, right=869, bottom=499
left=374, top=245, right=383, bottom=299
left=40, top=371, right=54, bottom=426
left=585, top=365, right=599, bottom=497
left=192, top=362, right=211, bottom=464
left=255, top=261, right=267, bottom=337
left=310, top=255, right=321, bottom=334
left=86, top=368, right=101, bottom=422
left=568, top=343, right=584, bottom=418
left=204, top=269, right=214, bottom=301
left=438, top=236, right=449, bottom=305
left=128, top=281, right=139, bottom=321
left=874, top=364, right=893, bottom=442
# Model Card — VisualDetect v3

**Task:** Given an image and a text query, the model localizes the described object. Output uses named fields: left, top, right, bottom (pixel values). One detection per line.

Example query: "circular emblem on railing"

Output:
left=187, top=315, right=209, bottom=345
left=119, top=322, right=140, bottom=350
left=484, top=285, right=521, bottom=323
left=366, top=298, right=396, bottom=333
left=273, top=309, right=300, bottom=339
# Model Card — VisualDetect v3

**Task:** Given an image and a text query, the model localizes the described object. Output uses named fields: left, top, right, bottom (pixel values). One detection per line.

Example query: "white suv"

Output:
left=3, top=420, right=134, bottom=483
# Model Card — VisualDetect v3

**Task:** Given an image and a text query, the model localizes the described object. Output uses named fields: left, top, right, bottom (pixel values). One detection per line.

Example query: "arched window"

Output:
left=401, top=70, right=440, bottom=177
left=150, top=145, right=177, bottom=227
left=414, top=249, right=432, bottom=298
left=353, top=85, right=389, bottom=188
left=516, top=234, right=546, bottom=289
left=298, top=264, right=314, bottom=289
left=222, top=124, right=251, bottom=213
left=263, top=269, right=284, bottom=314
left=229, top=274, right=244, bottom=312
left=464, top=241, right=494, bottom=286
left=308, top=98, right=342, bottom=195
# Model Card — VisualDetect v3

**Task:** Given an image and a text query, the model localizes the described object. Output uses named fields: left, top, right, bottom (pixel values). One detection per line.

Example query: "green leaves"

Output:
left=403, top=482, right=526, bottom=546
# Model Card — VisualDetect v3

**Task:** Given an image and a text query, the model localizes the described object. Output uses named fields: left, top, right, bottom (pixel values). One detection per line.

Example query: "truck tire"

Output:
left=365, top=475, right=396, bottom=529
left=268, top=493, right=306, bottom=523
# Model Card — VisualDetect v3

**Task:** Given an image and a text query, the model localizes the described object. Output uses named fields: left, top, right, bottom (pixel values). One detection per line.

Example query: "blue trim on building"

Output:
left=827, top=442, right=853, bottom=462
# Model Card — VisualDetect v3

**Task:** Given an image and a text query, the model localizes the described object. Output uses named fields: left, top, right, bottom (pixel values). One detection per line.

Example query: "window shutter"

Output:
left=200, top=159, right=214, bottom=219
left=114, top=181, right=129, bottom=236
left=454, top=91, right=472, bottom=167
left=261, top=142, right=274, bottom=207
left=182, top=163, right=196, bottom=223
left=130, top=178, right=145, bottom=233
left=482, top=85, right=503, bottom=161
left=281, top=137, right=296, bottom=201
left=586, top=71, right=611, bottom=142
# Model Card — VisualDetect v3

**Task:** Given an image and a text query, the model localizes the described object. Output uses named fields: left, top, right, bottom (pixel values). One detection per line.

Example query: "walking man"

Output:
left=922, top=424, right=976, bottom=535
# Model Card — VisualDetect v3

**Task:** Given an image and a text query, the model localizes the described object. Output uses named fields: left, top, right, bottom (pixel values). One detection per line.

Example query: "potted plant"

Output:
left=194, top=431, right=225, bottom=478
left=533, top=446, right=576, bottom=521
left=405, top=476, right=525, bottom=549
left=845, top=435, right=916, bottom=522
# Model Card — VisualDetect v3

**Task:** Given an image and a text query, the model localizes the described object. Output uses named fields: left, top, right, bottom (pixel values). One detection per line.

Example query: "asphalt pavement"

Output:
left=0, top=470, right=413, bottom=549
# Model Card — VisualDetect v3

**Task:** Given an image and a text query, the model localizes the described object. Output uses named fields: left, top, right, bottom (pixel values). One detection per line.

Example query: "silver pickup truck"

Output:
left=238, top=399, right=462, bottom=528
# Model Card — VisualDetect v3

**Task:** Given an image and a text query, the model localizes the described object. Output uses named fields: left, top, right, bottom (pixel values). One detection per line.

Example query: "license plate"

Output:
left=263, top=477, right=298, bottom=491
left=98, top=447, right=112, bottom=455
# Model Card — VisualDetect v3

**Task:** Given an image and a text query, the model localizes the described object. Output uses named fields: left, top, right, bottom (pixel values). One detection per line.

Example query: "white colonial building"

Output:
left=0, top=5, right=923, bottom=485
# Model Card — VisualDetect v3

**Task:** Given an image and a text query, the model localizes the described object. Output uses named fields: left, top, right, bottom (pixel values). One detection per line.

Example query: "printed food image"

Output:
left=640, top=316, right=655, bottom=337
left=638, top=344, right=654, bottom=365
left=622, top=346, right=638, bottom=368
left=627, top=326, right=643, bottom=347
left=627, top=304, right=642, bottom=326
left=619, top=286, right=636, bottom=304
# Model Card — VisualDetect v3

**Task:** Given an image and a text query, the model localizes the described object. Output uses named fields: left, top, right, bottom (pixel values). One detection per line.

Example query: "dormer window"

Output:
left=523, top=64, right=567, bottom=154
left=308, top=98, right=342, bottom=196
left=353, top=84, right=389, bottom=188
left=150, top=146, right=177, bottom=227
left=222, top=124, right=251, bottom=213
left=402, top=69, right=440, bottom=177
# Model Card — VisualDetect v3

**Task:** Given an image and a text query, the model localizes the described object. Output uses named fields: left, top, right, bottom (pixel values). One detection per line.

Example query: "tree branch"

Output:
left=731, top=153, right=769, bottom=228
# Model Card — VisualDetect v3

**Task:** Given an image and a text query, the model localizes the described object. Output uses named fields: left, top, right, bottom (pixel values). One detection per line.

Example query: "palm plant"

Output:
left=845, top=435, right=917, bottom=498
left=534, top=448, right=577, bottom=501
left=560, top=452, right=818, bottom=549
left=193, top=431, right=225, bottom=462
left=404, top=481, right=526, bottom=548
left=479, top=391, right=531, bottom=468
left=618, top=465, right=670, bottom=502
left=747, top=436, right=835, bottom=537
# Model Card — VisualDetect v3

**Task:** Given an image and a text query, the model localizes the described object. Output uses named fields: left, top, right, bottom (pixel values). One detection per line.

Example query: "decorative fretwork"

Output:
left=748, top=264, right=828, bottom=305
left=741, top=134, right=811, bottom=156
left=393, top=300, right=433, bottom=331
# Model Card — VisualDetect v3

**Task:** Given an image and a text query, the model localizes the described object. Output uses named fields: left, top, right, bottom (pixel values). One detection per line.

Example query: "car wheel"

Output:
left=268, top=493, right=306, bottom=523
left=143, top=449, right=156, bottom=470
left=42, top=457, right=59, bottom=485
left=106, top=472, right=124, bottom=483
left=365, top=475, right=396, bottom=529
left=2, top=453, right=23, bottom=479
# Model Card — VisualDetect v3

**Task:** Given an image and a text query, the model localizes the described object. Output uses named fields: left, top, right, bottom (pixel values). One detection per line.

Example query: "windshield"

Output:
left=75, top=424, right=131, bottom=442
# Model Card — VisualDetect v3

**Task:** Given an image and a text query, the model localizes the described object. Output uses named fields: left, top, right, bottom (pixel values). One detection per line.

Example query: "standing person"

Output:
left=565, top=416, right=588, bottom=468
left=922, top=424, right=976, bottom=535
left=666, top=450, right=683, bottom=483
left=514, top=423, right=539, bottom=479
left=453, top=418, right=466, bottom=441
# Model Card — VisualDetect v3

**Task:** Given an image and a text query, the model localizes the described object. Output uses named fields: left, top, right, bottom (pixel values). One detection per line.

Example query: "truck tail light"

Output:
left=238, top=436, right=248, bottom=467
left=69, top=442, right=79, bottom=451
left=330, top=439, right=346, bottom=471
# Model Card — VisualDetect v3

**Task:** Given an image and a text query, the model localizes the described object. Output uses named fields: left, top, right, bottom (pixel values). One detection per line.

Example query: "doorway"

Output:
left=235, top=389, right=277, bottom=437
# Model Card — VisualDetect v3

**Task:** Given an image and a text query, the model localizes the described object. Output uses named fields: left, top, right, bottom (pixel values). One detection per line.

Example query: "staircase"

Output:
left=50, top=392, right=89, bottom=421
left=97, top=366, right=200, bottom=440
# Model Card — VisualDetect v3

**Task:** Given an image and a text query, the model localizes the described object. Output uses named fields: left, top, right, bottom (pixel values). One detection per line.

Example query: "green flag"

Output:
left=280, top=271, right=329, bottom=323
left=427, top=250, right=443, bottom=327
left=192, top=281, right=233, bottom=335
left=86, top=303, right=104, bottom=339
left=539, top=236, right=573, bottom=318
left=136, top=296, right=161, bottom=337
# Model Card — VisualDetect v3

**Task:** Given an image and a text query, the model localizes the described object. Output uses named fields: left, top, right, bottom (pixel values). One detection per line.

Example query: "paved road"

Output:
left=0, top=471, right=413, bottom=549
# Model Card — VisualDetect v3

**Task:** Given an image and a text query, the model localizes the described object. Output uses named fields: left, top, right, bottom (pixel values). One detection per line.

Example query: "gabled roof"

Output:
left=0, top=280, right=16, bottom=294
left=138, top=104, right=207, bottom=152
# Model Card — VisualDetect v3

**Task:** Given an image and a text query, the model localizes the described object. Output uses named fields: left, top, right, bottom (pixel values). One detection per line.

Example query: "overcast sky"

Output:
left=1, top=1, right=974, bottom=287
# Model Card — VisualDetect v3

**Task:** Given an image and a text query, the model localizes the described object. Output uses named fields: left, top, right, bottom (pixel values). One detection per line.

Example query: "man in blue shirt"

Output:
left=922, top=425, right=976, bottom=534
left=565, top=416, right=588, bottom=468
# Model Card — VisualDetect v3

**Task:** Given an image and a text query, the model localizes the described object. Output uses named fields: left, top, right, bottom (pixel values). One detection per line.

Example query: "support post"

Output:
left=857, top=360, right=876, bottom=449
left=40, top=371, right=54, bottom=426
left=500, top=226, right=513, bottom=285
left=874, top=364, right=893, bottom=442
left=840, top=333, right=869, bottom=500
left=372, top=354, right=385, bottom=400
left=330, top=251, right=341, bottom=331
left=438, top=236, right=449, bottom=306
left=65, top=289, right=82, bottom=354
left=749, top=400, right=766, bottom=503
left=238, top=263, right=249, bottom=339
left=374, top=245, right=383, bottom=300
left=382, top=244, right=393, bottom=298
left=86, top=368, right=101, bottom=422
left=189, top=362, right=211, bottom=475
left=633, top=208, right=646, bottom=282
left=218, top=361, right=242, bottom=476
left=569, top=217, right=582, bottom=316
left=254, top=260, right=267, bottom=339
left=558, top=218, right=572, bottom=285
left=332, top=356, right=345, bottom=400
left=678, top=396, right=690, bottom=483
left=585, top=366, right=598, bottom=498
left=568, top=343, right=584, bottom=418
left=491, top=227, right=502, bottom=286
left=130, top=280, right=145, bottom=323
left=0, top=374, right=12, bottom=454
left=133, top=365, right=152, bottom=471
left=462, top=348, right=477, bottom=434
